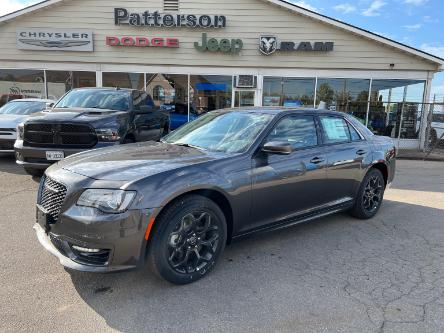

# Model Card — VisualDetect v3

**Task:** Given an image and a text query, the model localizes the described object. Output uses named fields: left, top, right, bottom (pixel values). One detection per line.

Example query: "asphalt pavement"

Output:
left=1, top=155, right=444, bottom=333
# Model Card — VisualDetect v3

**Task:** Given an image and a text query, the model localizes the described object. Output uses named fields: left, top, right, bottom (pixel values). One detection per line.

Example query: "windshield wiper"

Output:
left=172, top=142, right=206, bottom=151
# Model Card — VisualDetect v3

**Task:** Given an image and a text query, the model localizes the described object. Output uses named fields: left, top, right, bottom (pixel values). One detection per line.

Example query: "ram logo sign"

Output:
left=16, top=29, right=93, bottom=52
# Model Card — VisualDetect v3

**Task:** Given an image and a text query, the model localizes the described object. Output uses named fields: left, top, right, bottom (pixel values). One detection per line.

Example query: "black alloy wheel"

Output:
left=362, top=175, right=384, bottom=214
left=350, top=168, right=385, bottom=219
left=148, top=195, right=227, bottom=284
left=168, top=211, right=220, bottom=274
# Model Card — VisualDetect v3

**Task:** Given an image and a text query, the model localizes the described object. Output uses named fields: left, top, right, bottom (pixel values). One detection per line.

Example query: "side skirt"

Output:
left=232, top=200, right=354, bottom=241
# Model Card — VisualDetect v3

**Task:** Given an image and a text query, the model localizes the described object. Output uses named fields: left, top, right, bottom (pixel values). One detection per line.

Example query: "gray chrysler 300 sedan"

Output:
left=34, top=108, right=396, bottom=284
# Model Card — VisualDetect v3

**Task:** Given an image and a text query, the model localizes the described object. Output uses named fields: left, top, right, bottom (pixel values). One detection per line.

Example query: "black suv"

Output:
left=15, top=88, right=170, bottom=176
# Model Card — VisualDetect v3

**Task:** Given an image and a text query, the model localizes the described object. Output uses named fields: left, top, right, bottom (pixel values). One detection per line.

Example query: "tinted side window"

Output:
left=266, top=115, right=318, bottom=149
left=348, top=123, right=362, bottom=141
left=319, top=116, right=351, bottom=144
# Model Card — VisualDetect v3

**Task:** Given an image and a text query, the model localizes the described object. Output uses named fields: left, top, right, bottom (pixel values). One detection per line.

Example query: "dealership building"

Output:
left=0, top=0, right=443, bottom=148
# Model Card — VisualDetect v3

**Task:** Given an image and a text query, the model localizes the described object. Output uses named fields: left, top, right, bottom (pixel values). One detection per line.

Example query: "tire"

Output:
left=429, top=129, right=437, bottom=147
left=24, top=167, right=44, bottom=178
left=123, top=136, right=135, bottom=144
left=159, top=123, right=170, bottom=139
left=349, top=168, right=385, bottom=220
left=147, top=195, right=227, bottom=285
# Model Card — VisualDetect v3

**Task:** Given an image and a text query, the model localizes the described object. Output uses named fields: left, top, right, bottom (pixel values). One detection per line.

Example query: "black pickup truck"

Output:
left=15, top=87, right=170, bottom=176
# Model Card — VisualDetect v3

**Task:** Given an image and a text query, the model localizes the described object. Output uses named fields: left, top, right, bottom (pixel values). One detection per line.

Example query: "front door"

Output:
left=246, top=114, right=328, bottom=232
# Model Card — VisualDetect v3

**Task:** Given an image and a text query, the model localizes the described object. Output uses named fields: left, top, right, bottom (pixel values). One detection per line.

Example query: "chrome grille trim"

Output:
left=40, top=177, right=67, bottom=223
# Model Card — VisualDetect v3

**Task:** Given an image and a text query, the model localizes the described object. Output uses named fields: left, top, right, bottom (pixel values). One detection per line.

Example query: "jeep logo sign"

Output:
left=16, top=28, right=93, bottom=52
left=194, top=33, right=243, bottom=54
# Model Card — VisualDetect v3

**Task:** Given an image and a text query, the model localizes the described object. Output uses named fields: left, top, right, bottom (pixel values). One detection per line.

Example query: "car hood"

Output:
left=27, top=107, right=127, bottom=124
left=56, top=141, right=230, bottom=181
left=0, top=114, right=29, bottom=127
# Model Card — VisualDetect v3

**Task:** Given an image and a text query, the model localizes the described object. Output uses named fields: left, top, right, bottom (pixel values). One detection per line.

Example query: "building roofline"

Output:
left=1, top=0, right=443, bottom=67
left=266, top=0, right=444, bottom=67
left=0, top=0, right=63, bottom=22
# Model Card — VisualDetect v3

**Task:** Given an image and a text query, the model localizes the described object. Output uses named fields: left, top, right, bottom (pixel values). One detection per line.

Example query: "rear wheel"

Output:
left=148, top=195, right=227, bottom=285
left=350, top=168, right=385, bottom=219
left=24, top=167, right=44, bottom=178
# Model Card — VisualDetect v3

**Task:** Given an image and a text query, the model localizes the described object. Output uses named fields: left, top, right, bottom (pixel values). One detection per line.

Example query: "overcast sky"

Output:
left=2, top=0, right=444, bottom=100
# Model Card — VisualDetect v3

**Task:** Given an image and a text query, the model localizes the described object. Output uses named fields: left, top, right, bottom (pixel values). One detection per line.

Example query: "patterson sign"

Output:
left=114, top=8, right=227, bottom=28
left=16, top=28, right=93, bottom=52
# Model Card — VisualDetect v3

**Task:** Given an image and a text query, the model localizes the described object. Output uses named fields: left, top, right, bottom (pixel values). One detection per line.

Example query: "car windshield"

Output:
left=55, top=89, right=130, bottom=111
left=0, top=101, right=47, bottom=115
left=163, top=111, right=274, bottom=153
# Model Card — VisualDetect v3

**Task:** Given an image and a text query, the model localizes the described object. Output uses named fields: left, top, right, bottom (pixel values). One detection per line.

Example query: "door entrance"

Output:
left=234, top=90, right=256, bottom=107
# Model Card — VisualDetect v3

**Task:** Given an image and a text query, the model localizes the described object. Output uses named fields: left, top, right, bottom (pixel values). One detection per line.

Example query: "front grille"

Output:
left=24, top=123, right=97, bottom=148
left=40, top=177, right=67, bottom=223
left=0, top=139, right=14, bottom=150
left=0, top=128, right=16, bottom=133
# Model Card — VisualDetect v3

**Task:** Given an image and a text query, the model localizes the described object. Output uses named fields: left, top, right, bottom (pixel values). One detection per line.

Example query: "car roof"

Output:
left=218, top=107, right=346, bottom=117
left=9, top=98, right=55, bottom=103
left=71, top=87, right=138, bottom=92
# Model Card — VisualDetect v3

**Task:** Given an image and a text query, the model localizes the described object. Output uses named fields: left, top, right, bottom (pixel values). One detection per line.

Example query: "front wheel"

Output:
left=24, top=167, right=44, bottom=178
left=147, top=195, right=227, bottom=284
left=349, top=168, right=385, bottom=219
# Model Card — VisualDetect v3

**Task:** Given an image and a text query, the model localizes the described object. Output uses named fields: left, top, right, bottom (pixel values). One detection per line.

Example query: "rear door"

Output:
left=318, top=115, right=370, bottom=203
left=248, top=114, right=328, bottom=231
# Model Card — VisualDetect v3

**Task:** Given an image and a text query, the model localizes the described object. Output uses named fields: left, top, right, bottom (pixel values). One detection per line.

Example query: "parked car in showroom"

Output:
left=0, top=98, right=54, bottom=153
left=15, top=87, right=169, bottom=176
left=34, top=108, right=396, bottom=284
left=161, top=103, right=199, bottom=130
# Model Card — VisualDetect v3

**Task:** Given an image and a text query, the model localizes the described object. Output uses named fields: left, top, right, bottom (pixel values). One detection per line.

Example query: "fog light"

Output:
left=72, top=245, right=100, bottom=253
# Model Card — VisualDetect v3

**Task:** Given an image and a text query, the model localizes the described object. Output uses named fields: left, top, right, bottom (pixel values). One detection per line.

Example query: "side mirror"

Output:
left=262, top=141, right=293, bottom=155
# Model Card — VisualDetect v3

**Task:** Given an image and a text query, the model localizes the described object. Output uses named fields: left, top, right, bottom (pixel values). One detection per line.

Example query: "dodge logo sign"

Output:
left=259, top=36, right=277, bottom=56
left=16, top=29, right=93, bottom=52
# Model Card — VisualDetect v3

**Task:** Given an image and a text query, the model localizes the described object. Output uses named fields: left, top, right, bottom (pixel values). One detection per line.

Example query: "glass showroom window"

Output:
left=146, top=74, right=189, bottom=130
left=368, top=79, right=425, bottom=138
left=0, top=69, right=45, bottom=107
left=46, top=71, right=96, bottom=100
left=316, top=78, right=370, bottom=123
left=263, top=77, right=315, bottom=107
left=190, top=75, right=232, bottom=115
left=102, top=72, right=144, bottom=90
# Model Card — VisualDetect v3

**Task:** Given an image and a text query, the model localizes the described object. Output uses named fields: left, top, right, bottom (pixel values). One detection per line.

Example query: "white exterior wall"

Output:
left=0, top=0, right=440, bottom=73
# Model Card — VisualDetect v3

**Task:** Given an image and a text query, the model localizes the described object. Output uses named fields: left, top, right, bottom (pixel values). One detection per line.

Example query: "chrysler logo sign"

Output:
left=16, top=29, right=93, bottom=52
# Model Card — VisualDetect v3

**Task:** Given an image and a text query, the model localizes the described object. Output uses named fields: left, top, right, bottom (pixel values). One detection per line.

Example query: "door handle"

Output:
left=310, top=157, right=325, bottom=164
left=356, top=149, right=367, bottom=156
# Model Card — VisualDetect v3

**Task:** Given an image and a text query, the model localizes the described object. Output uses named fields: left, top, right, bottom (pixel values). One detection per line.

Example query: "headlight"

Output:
left=96, top=128, right=121, bottom=142
left=17, top=123, right=24, bottom=140
left=77, top=189, right=136, bottom=213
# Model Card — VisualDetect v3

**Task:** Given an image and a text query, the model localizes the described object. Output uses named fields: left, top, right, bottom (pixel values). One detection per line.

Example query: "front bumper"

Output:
left=34, top=223, right=125, bottom=272
left=34, top=178, right=154, bottom=273
left=14, top=140, right=119, bottom=169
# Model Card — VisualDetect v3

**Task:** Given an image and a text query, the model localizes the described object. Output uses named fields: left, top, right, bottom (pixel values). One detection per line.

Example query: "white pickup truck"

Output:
left=430, top=113, right=444, bottom=144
